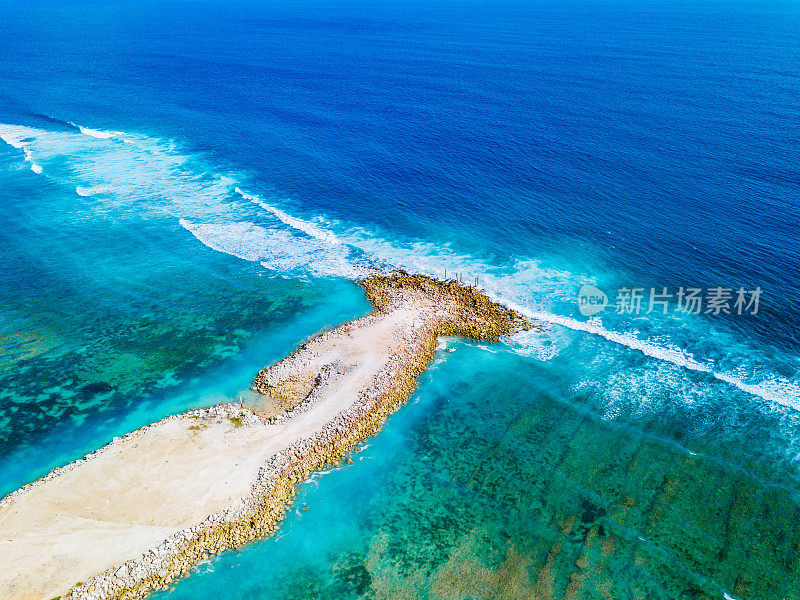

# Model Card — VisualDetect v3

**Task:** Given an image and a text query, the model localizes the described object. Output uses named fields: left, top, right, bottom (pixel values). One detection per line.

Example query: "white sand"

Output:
left=0, top=300, right=432, bottom=600
left=0, top=274, right=527, bottom=600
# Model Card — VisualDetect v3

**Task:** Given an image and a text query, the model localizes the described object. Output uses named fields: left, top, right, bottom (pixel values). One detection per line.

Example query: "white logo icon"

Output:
left=578, top=285, right=607, bottom=316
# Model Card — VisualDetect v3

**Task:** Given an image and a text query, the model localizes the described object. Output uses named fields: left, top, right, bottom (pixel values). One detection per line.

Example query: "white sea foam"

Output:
left=3, top=120, right=798, bottom=415
left=508, top=328, right=562, bottom=361
left=76, top=125, right=120, bottom=139
left=331, top=226, right=800, bottom=409
left=234, top=187, right=341, bottom=245
left=497, top=300, right=800, bottom=411
left=0, top=125, right=46, bottom=174
left=178, top=220, right=268, bottom=262
left=0, top=124, right=43, bottom=150
left=0, top=133, right=26, bottom=149
left=323, top=224, right=800, bottom=411
left=179, top=219, right=358, bottom=279
left=519, top=306, right=713, bottom=372
left=211, top=198, right=800, bottom=411
left=19, top=148, right=43, bottom=174
left=76, top=185, right=110, bottom=197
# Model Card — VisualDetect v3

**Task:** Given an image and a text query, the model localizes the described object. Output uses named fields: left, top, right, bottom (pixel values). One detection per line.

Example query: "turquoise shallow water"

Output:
left=152, top=341, right=800, bottom=600
left=2, top=119, right=800, bottom=600
left=1, top=0, right=800, bottom=598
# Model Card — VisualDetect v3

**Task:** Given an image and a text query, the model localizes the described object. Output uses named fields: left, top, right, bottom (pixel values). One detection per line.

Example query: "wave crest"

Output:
left=2, top=120, right=797, bottom=415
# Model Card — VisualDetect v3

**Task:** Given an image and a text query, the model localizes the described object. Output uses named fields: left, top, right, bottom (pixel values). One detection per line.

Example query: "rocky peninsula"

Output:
left=0, top=273, right=532, bottom=600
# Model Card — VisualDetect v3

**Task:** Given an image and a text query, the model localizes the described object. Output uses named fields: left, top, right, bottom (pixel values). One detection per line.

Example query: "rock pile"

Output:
left=57, top=272, right=534, bottom=600
left=359, top=271, right=534, bottom=341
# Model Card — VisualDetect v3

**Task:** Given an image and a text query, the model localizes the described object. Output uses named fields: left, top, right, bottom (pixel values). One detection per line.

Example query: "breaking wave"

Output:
left=1, top=120, right=798, bottom=415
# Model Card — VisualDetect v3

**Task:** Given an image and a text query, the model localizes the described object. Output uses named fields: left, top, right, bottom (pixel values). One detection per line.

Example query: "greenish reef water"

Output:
left=151, top=342, right=800, bottom=600
left=1, top=0, right=799, bottom=598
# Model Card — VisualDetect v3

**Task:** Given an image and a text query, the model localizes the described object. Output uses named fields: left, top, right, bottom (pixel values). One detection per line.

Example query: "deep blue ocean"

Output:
left=1, top=1, right=799, bottom=598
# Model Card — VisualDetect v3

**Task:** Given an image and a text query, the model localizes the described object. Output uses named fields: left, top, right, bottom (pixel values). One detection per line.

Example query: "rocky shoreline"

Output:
left=0, top=273, right=533, bottom=600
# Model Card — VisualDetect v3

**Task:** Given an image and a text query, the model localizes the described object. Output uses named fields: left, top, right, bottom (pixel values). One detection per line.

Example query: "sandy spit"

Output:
left=0, top=273, right=532, bottom=600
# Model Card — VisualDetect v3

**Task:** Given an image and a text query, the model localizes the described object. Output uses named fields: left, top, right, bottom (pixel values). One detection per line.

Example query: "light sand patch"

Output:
left=0, top=273, right=532, bottom=600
